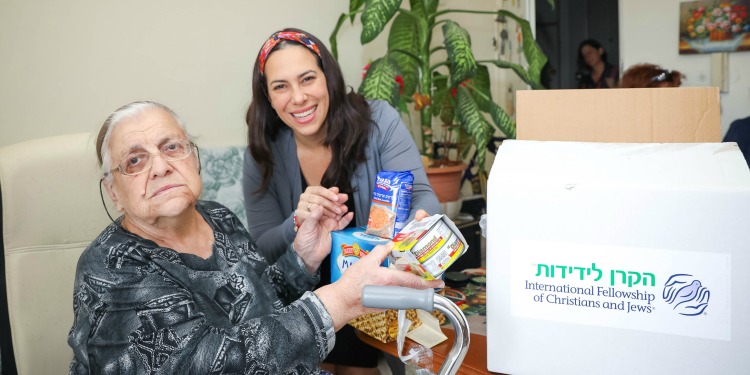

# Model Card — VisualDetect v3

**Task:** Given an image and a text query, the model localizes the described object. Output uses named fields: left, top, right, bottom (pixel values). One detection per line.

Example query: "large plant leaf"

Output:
left=423, top=0, right=439, bottom=15
left=388, top=13, right=421, bottom=97
left=487, top=100, right=516, bottom=139
left=350, top=0, right=366, bottom=22
left=331, top=0, right=369, bottom=60
left=497, top=10, right=547, bottom=86
left=442, top=21, right=477, bottom=87
left=407, top=0, right=426, bottom=18
left=359, top=57, right=401, bottom=107
left=467, top=65, right=492, bottom=111
left=486, top=59, right=544, bottom=90
left=329, top=13, right=349, bottom=60
left=408, top=0, right=438, bottom=18
left=429, top=73, right=451, bottom=121
left=456, top=86, right=492, bottom=169
left=361, top=0, right=402, bottom=44
left=456, top=124, right=473, bottom=161
left=462, top=72, right=516, bottom=139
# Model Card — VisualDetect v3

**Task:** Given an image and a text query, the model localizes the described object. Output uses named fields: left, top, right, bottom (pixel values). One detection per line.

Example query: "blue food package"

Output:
left=330, top=226, right=389, bottom=282
left=366, top=171, right=413, bottom=239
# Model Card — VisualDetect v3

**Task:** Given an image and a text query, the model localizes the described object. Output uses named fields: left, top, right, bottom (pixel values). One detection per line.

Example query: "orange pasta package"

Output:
left=366, top=171, right=413, bottom=239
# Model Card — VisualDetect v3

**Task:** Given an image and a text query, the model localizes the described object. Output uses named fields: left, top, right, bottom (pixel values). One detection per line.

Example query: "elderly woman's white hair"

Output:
left=96, top=101, right=191, bottom=181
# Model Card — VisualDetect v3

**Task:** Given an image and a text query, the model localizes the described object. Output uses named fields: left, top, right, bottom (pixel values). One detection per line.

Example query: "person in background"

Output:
left=723, top=115, right=750, bottom=169
left=68, top=101, right=444, bottom=374
left=619, top=63, right=684, bottom=88
left=576, top=39, right=619, bottom=89
left=243, top=28, right=442, bottom=375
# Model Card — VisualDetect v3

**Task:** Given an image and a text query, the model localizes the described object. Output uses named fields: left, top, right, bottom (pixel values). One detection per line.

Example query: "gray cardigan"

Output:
left=243, top=100, right=441, bottom=263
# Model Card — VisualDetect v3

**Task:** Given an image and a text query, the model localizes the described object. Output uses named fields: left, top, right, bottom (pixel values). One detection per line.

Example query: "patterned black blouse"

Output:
left=68, top=200, right=334, bottom=374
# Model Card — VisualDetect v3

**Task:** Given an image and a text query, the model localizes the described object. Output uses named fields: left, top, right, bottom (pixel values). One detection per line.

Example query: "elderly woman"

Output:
left=67, top=101, right=443, bottom=374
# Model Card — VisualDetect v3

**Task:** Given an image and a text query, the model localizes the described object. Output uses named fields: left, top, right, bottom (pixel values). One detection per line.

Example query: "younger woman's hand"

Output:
left=296, top=186, right=349, bottom=226
left=415, top=209, right=430, bottom=221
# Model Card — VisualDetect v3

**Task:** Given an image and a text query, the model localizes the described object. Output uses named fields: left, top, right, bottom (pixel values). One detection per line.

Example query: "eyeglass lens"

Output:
left=119, top=140, right=193, bottom=175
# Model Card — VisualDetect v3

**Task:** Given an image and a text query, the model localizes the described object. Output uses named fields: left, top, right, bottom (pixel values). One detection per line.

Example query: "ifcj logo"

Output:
left=662, top=274, right=710, bottom=316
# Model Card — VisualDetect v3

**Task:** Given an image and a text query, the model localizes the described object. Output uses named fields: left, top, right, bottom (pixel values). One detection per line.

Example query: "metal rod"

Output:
left=433, top=294, right=470, bottom=375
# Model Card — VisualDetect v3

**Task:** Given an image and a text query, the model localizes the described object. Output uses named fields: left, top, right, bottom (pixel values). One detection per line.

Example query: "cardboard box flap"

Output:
left=516, top=87, right=720, bottom=143
left=493, top=140, right=750, bottom=189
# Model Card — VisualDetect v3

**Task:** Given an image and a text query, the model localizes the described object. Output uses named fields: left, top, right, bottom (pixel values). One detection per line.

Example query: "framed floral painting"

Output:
left=679, top=1, right=750, bottom=54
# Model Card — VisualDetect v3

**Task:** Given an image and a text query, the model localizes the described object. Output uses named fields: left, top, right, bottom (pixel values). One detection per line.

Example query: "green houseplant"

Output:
left=330, top=0, right=549, bottom=190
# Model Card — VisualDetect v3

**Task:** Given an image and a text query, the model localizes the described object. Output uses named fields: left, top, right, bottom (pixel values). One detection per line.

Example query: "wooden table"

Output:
left=356, top=328, right=504, bottom=375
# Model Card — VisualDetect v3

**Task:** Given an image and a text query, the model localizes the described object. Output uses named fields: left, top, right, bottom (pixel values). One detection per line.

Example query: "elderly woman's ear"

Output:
left=101, top=179, right=124, bottom=212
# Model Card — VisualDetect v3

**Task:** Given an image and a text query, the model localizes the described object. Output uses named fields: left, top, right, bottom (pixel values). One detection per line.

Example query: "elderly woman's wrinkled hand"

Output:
left=314, top=243, right=444, bottom=330
left=293, top=204, right=353, bottom=274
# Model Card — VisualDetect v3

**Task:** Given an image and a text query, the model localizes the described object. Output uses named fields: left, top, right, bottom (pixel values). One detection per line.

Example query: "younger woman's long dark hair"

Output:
left=246, top=28, right=372, bottom=194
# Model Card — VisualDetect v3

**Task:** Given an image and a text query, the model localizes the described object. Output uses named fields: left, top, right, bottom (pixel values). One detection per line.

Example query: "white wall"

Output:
left=620, top=0, right=750, bottom=137
left=5, top=1, right=741, bottom=148
left=0, top=0, right=379, bottom=148
left=0, top=0, right=526, bottom=150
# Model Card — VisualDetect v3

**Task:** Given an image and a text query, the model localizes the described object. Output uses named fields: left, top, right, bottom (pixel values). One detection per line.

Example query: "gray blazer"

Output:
left=243, top=100, right=441, bottom=263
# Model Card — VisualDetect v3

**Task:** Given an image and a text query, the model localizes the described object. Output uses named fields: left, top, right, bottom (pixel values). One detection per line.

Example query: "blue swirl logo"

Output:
left=662, top=274, right=710, bottom=316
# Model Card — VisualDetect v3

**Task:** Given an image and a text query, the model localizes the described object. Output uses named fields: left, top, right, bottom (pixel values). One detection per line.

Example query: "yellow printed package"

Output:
left=388, top=214, right=468, bottom=280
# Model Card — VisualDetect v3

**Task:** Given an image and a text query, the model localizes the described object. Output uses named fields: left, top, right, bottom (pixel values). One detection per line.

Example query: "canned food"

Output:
left=389, top=214, right=468, bottom=280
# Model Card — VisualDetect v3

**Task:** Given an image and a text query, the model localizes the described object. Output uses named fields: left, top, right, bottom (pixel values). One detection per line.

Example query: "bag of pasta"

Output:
left=366, top=171, right=413, bottom=239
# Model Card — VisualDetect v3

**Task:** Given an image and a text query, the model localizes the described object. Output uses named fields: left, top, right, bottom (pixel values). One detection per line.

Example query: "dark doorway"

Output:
left=536, top=0, right=620, bottom=89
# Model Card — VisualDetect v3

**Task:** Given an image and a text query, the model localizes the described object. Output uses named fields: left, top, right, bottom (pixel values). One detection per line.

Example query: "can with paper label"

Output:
left=389, top=214, right=468, bottom=280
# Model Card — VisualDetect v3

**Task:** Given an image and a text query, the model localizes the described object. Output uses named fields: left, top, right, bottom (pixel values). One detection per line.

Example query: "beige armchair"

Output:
left=0, top=132, right=251, bottom=374
left=0, top=132, right=112, bottom=374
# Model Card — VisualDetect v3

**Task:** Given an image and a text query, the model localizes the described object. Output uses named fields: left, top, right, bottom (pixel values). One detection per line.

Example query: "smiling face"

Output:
left=104, top=107, right=202, bottom=225
left=264, top=44, right=329, bottom=142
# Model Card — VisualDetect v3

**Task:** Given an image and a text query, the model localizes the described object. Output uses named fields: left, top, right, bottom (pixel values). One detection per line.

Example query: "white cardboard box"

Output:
left=487, top=140, right=750, bottom=374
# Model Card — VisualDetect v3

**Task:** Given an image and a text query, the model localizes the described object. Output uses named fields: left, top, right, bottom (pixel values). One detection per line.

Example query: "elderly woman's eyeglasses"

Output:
left=109, top=140, right=196, bottom=176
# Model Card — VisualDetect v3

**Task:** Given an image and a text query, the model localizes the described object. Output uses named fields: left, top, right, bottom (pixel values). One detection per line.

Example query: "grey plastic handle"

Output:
left=361, top=285, right=434, bottom=311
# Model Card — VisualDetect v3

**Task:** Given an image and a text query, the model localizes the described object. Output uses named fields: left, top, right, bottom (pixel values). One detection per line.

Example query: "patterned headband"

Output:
left=258, top=31, right=321, bottom=74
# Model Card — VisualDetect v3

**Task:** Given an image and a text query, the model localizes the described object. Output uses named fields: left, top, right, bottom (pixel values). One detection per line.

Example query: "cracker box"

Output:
left=330, top=227, right=389, bottom=283
left=348, top=307, right=447, bottom=344
left=389, top=214, right=468, bottom=280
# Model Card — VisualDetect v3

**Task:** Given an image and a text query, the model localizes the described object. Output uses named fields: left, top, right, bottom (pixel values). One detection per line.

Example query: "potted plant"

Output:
left=330, top=0, right=549, bottom=202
